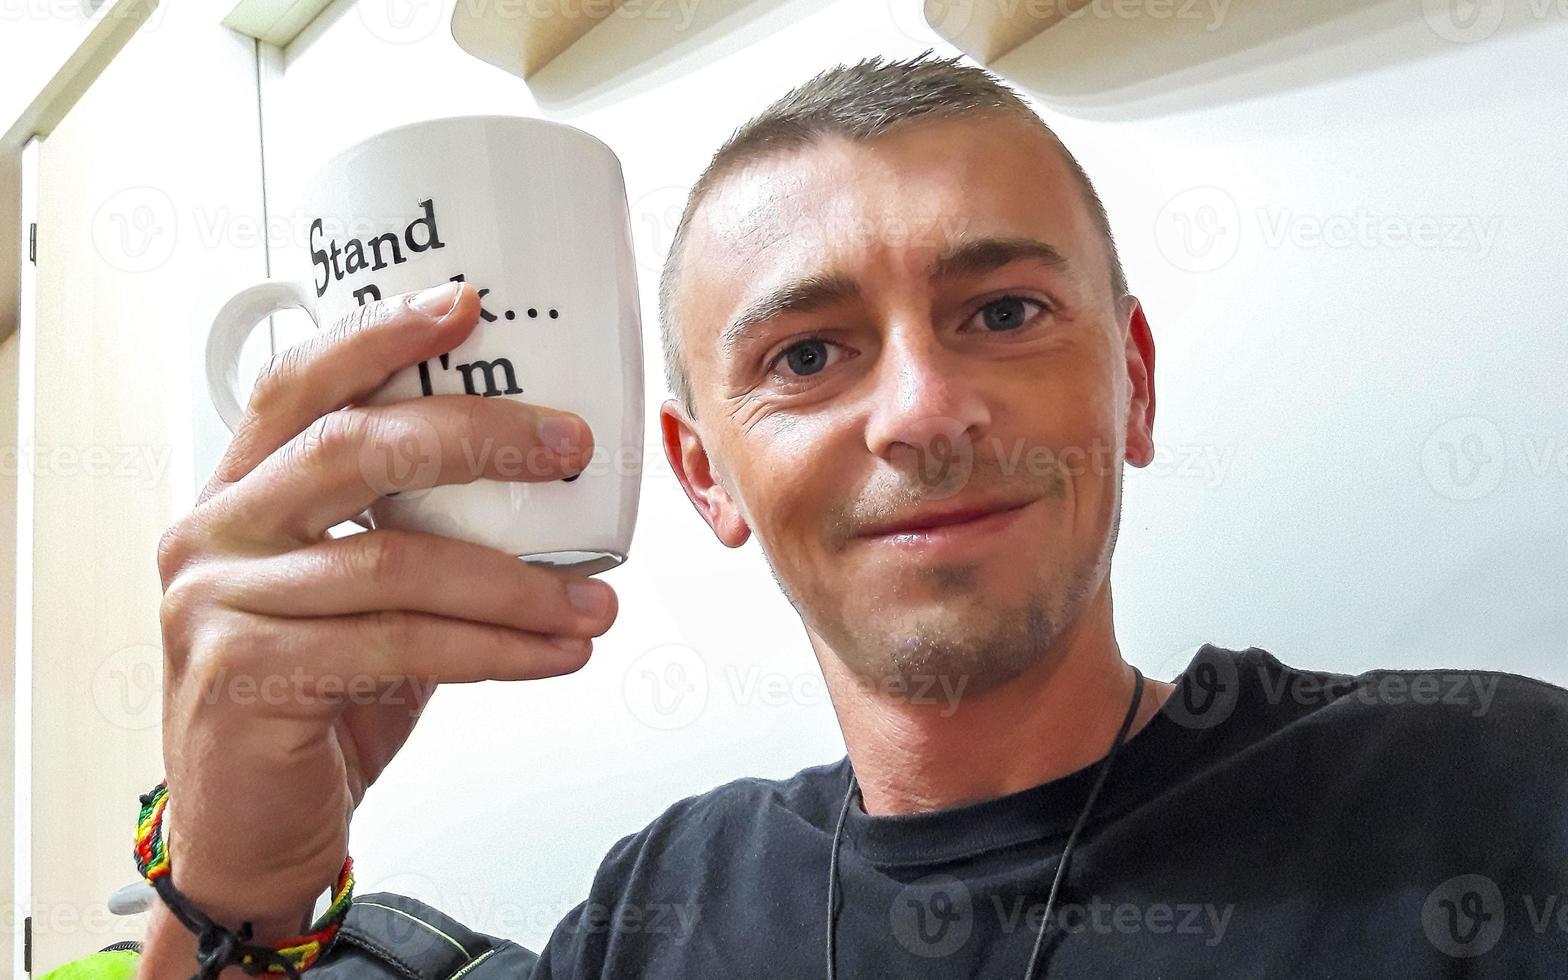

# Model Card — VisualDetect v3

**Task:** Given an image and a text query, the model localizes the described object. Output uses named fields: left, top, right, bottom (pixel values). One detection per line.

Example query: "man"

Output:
left=58, top=51, right=1563, bottom=980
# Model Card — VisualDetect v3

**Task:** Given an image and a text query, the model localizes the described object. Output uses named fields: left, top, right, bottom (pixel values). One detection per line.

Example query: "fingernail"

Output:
left=551, top=635, right=591, bottom=655
left=409, top=282, right=461, bottom=319
left=537, top=415, right=585, bottom=456
left=567, top=579, right=610, bottom=616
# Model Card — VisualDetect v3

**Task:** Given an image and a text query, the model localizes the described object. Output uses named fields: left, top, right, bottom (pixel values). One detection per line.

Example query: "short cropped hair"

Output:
left=657, top=49, right=1128, bottom=420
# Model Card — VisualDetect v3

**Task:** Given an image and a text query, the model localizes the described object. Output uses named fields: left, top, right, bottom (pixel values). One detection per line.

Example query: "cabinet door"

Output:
left=20, top=6, right=268, bottom=971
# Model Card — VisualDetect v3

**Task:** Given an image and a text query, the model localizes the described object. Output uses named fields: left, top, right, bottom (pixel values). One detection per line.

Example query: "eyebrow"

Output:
left=717, top=236, right=1071, bottom=365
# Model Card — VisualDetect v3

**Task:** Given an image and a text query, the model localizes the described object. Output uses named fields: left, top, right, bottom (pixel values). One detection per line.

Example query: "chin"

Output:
left=847, top=600, right=1056, bottom=693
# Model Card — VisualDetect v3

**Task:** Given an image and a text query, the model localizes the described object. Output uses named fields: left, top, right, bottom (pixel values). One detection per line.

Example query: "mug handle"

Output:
left=205, top=278, right=320, bottom=432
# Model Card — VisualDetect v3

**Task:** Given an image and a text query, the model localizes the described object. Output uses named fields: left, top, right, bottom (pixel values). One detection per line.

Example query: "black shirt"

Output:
left=517, top=643, right=1568, bottom=978
left=301, top=643, right=1566, bottom=979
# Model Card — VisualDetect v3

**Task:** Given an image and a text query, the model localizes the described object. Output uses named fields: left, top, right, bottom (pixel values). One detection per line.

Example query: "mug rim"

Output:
left=316, top=113, right=620, bottom=178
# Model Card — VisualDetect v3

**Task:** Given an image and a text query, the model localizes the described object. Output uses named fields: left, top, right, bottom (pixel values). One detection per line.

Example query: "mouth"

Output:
left=854, top=498, right=1036, bottom=557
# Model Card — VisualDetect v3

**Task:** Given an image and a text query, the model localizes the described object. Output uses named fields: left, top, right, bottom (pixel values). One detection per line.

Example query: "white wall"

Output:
left=250, top=0, right=1568, bottom=953
left=9, top=1, right=267, bottom=968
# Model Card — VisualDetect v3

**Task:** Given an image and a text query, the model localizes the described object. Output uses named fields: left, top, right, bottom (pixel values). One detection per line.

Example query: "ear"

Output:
left=659, top=398, right=752, bottom=548
left=1121, top=296, right=1157, bottom=468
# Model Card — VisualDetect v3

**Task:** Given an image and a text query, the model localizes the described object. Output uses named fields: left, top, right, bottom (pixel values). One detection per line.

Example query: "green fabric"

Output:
left=37, top=950, right=140, bottom=979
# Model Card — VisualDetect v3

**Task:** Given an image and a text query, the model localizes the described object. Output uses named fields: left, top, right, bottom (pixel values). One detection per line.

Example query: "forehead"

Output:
left=674, top=114, right=1101, bottom=357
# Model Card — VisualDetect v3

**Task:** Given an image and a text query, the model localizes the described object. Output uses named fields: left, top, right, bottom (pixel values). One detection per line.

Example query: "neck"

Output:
left=810, top=585, right=1176, bottom=817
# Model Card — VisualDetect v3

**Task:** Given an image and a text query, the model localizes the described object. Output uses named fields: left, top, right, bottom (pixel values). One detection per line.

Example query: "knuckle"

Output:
left=287, top=410, right=361, bottom=472
left=328, top=298, right=384, bottom=341
left=247, top=342, right=309, bottom=417
left=186, top=615, right=276, bottom=690
left=156, top=522, right=194, bottom=585
left=158, top=570, right=208, bottom=640
left=356, top=532, right=413, bottom=586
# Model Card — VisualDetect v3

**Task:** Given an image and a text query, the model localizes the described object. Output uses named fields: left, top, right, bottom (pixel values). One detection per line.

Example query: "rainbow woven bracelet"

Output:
left=135, top=781, right=355, bottom=975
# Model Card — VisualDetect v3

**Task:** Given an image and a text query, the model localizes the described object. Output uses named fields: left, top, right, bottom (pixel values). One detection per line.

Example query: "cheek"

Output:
left=740, top=417, right=858, bottom=549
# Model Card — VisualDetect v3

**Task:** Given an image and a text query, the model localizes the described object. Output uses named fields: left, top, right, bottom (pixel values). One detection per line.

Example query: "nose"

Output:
left=863, top=321, right=991, bottom=489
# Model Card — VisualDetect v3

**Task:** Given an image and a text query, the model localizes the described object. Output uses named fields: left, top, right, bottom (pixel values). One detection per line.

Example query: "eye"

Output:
left=963, top=295, right=1050, bottom=334
left=768, top=336, right=845, bottom=382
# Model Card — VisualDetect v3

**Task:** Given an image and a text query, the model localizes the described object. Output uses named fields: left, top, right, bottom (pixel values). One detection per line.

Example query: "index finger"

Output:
left=199, top=280, right=481, bottom=506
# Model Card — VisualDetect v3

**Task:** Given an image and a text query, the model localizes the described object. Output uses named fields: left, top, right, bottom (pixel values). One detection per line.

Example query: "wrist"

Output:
left=133, top=780, right=355, bottom=976
left=159, top=791, right=340, bottom=941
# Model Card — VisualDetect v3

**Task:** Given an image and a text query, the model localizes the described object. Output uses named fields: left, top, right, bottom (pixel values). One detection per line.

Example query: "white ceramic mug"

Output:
left=204, top=115, right=643, bottom=575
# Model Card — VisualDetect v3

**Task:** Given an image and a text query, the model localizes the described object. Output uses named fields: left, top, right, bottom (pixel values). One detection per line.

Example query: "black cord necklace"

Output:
left=825, top=666, right=1145, bottom=980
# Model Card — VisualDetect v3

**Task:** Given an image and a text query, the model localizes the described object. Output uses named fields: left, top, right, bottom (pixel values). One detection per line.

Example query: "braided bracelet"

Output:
left=135, top=781, right=355, bottom=978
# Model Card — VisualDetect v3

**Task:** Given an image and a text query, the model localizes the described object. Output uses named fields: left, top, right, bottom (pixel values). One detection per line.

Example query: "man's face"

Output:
left=661, top=114, right=1156, bottom=695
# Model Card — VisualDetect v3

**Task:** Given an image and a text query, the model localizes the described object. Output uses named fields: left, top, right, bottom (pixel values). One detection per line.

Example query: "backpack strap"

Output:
left=308, top=891, right=541, bottom=978
left=39, top=893, right=542, bottom=980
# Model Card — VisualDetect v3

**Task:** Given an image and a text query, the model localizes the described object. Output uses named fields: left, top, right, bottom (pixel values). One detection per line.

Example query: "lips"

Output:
left=858, top=498, right=1033, bottom=538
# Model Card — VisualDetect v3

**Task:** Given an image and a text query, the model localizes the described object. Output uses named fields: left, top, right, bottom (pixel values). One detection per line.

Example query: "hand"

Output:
left=152, top=280, right=617, bottom=939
